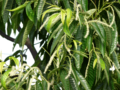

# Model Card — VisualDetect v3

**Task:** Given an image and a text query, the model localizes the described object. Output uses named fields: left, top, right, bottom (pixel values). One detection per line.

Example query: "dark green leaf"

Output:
left=22, top=20, right=33, bottom=49
left=36, top=0, right=46, bottom=21
left=2, top=0, right=13, bottom=23
left=50, top=28, right=64, bottom=54
left=26, top=2, right=34, bottom=22
left=107, top=11, right=118, bottom=55
left=76, top=71, right=91, bottom=90
left=60, top=70, right=70, bottom=90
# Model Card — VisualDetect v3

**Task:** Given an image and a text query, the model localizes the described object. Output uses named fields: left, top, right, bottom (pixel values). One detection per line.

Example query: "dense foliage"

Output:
left=0, top=0, right=120, bottom=90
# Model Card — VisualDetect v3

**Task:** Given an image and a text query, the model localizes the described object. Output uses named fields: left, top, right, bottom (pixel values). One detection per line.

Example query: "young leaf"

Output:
left=36, top=0, right=46, bottom=21
left=61, top=9, right=66, bottom=24
left=63, top=19, right=71, bottom=37
left=99, top=58, right=105, bottom=70
left=9, top=56, right=19, bottom=67
left=93, top=58, right=97, bottom=69
left=45, top=13, right=59, bottom=32
left=1, top=69, right=12, bottom=90
left=42, top=7, right=61, bottom=21
left=22, top=20, right=33, bottom=49
left=8, top=1, right=29, bottom=12
left=66, top=8, right=72, bottom=26
left=26, top=2, right=34, bottom=22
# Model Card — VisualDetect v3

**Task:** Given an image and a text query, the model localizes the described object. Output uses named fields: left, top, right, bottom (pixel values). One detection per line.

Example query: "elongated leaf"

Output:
left=60, top=70, right=70, bottom=90
left=99, top=58, right=105, bottom=70
left=22, top=20, right=33, bottom=49
left=47, top=23, right=63, bottom=46
left=2, top=0, right=8, bottom=15
left=86, top=52, right=96, bottom=88
left=76, top=71, right=91, bottom=90
left=69, top=76, right=80, bottom=90
left=8, top=1, right=29, bottom=11
left=61, top=9, right=66, bottom=24
left=45, top=13, right=59, bottom=32
left=112, top=52, right=120, bottom=80
left=1, top=69, right=12, bottom=90
left=91, top=22, right=105, bottom=42
left=50, top=28, right=64, bottom=54
left=77, top=0, right=88, bottom=11
left=62, top=0, right=71, bottom=9
left=0, top=62, right=5, bottom=73
left=66, top=8, right=72, bottom=26
left=2, top=0, right=13, bottom=23
left=26, top=2, right=34, bottom=22
left=36, top=0, right=46, bottom=21
left=74, top=26, right=87, bottom=70
left=63, top=19, right=71, bottom=37
left=87, top=30, right=93, bottom=52
left=42, top=7, right=61, bottom=21
left=9, top=56, right=19, bottom=67
left=107, top=11, right=118, bottom=55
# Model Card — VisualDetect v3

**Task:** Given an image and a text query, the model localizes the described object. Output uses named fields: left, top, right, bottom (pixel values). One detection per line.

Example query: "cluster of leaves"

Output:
left=0, top=0, right=120, bottom=90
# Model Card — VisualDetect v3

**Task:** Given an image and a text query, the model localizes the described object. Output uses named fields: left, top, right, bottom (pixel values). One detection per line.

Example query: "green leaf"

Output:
left=66, top=8, right=72, bottom=26
left=36, top=0, right=46, bottom=21
left=50, top=28, right=64, bottom=54
left=2, top=0, right=8, bottom=15
left=86, top=52, right=96, bottom=88
left=45, top=13, right=59, bottom=32
left=9, top=56, right=19, bottom=67
left=47, top=23, right=63, bottom=46
left=77, top=0, right=88, bottom=11
left=93, top=58, right=97, bottom=69
left=74, top=26, right=87, bottom=70
left=8, top=1, right=29, bottom=12
left=0, top=62, right=5, bottom=73
left=22, top=20, right=33, bottom=49
left=69, top=76, right=80, bottom=90
left=63, top=19, right=71, bottom=37
left=42, top=7, right=61, bottom=21
left=99, top=58, right=105, bottom=70
left=76, top=71, right=91, bottom=90
left=1, top=69, right=12, bottom=90
left=87, top=30, right=93, bottom=52
left=61, top=9, right=66, bottom=24
left=112, top=52, right=120, bottom=80
left=62, top=0, right=71, bottom=9
left=2, top=0, right=13, bottom=23
left=26, top=2, right=34, bottom=22
left=107, top=11, right=118, bottom=55
left=91, top=22, right=105, bottom=42
left=60, top=70, right=70, bottom=90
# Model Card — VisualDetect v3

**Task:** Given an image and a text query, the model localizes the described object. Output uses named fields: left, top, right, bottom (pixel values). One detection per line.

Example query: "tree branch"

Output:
left=0, top=30, right=15, bottom=42
left=0, top=29, right=41, bottom=66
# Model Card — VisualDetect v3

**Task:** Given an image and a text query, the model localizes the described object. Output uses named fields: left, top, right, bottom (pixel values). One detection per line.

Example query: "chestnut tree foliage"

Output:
left=0, top=0, right=120, bottom=90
